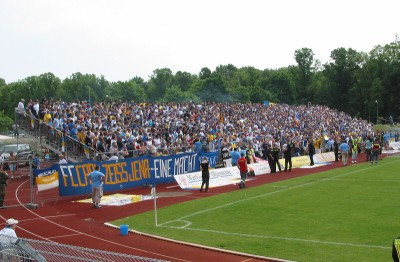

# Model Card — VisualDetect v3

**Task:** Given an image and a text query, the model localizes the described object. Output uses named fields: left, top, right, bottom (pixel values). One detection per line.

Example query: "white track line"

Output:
left=46, top=233, right=83, bottom=239
left=11, top=180, right=190, bottom=262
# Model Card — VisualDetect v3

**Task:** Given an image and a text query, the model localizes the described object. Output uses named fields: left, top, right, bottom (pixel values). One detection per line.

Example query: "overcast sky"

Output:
left=0, top=0, right=399, bottom=83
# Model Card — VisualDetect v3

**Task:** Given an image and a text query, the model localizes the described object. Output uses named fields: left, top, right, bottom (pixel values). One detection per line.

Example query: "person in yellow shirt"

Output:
left=43, top=110, right=52, bottom=124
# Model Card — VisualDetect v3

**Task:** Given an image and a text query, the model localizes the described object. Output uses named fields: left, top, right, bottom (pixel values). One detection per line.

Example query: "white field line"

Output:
left=10, top=181, right=190, bottom=262
left=162, top=163, right=388, bottom=222
left=159, top=225, right=390, bottom=250
left=328, top=178, right=400, bottom=183
left=157, top=159, right=399, bottom=249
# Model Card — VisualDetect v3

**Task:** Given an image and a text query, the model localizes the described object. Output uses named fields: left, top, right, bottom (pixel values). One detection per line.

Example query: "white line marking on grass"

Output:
left=160, top=165, right=378, bottom=223
left=161, top=220, right=192, bottom=228
left=157, top=158, right=400, bottom=250
left=160, top=225, right=390, bottom=250
left=164, top=158, right=400, bottom=222
left=329, top=178, right=400, bottom=183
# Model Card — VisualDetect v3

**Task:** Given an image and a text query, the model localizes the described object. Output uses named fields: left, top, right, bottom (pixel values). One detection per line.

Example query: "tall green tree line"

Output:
left=0, top=35, right=399, bottom=131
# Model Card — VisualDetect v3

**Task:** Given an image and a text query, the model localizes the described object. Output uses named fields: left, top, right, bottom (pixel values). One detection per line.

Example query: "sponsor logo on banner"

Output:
left=174, top=151, right=337, bottom=190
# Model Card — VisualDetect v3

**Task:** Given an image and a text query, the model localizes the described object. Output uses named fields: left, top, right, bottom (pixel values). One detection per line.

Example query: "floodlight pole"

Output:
left=375, top=100, right=378, bottom=124
left=151, top=184, right=158, bottom=226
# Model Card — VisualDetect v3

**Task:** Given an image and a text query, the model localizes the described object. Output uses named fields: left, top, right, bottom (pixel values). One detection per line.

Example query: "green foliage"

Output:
left=1, top=35, right=399, bottom=122
left=161, top=85, right=200, bottom=103
left=294, top=47, right=315, bottom=103
left=0, top=111, right=13, bottom=133
left=108, top=80, right=146, bottom=102
left=111, top=157, right=400, bottom=262
left=147, top=68, right=174, bottom=102
left=58, top=73, right=106, bottom=102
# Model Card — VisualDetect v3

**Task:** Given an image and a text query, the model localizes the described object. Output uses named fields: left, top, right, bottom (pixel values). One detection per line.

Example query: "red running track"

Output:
left=0, top=153, right=381, bottom=262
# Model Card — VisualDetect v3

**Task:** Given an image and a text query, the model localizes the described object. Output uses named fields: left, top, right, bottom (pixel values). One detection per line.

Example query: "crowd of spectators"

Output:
left=17, top=97, right=378, bottom=161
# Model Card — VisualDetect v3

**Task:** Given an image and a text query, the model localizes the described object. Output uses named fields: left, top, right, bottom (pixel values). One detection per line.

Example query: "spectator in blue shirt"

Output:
left=339, top=140, right=350, bottom=166
left=229, top=147, right=241, bottom=166
left=88, top=165, right=105, bottom=209
left=383, top=132, right=390, bottom=150
left=194, top=138, right=202, bottom=153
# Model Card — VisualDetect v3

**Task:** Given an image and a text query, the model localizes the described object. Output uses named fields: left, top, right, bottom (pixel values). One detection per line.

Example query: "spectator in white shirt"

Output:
left=0, top=218, right=19, bottom=246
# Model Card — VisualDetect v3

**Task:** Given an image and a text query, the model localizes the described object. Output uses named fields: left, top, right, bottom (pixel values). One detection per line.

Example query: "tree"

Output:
left=162, top=85, right=199, bottom=103
left=265, top=68, right=295, bottom=104
left=173, top=71, right=197, bottom=92
left=108, top=80, right=147, bottom=102
left=147, top=68, right=173, bottom=102
left=199, top=67, right=212, bottom=80
left=36, top=73, right=61, bottom=98
left=58, top=73, right=104, bottom=102
left=294, top=48, right=315, bottom=103
left=0, top=111, right=13, bottom=133
left=193, top=73, right=230, bottom=102
left=323, top=48, right=363, bottom=112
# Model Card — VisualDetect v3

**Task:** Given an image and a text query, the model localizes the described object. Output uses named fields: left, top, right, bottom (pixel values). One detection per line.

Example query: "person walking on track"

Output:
left=199, top=157, right=210, bottom=192
left=237, top=153, right=248, bottom=189
left=88, top=165, right=105, bottom=208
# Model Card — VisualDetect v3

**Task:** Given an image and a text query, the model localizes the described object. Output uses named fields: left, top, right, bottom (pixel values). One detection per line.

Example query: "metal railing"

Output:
left=0, top=235, right=168, bottom=261
left=14, top=110, right=214, bottom=163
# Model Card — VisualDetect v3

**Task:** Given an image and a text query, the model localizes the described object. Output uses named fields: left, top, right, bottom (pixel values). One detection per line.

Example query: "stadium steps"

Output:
left=17, top=126, right=80, bottom=163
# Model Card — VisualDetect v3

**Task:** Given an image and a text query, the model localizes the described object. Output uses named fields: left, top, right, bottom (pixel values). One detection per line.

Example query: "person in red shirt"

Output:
left=237, top=153, right=248, bottom=189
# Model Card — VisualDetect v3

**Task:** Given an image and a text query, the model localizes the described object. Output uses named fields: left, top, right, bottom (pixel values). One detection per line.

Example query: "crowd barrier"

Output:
left=389, top=141, right=400, bottom=150
left=174, top=152, right=335, bottom=190
left=33, top=151, right=219, bottom=196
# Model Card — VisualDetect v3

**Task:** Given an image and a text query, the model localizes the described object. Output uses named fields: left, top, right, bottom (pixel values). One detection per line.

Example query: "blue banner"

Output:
left=34, top=151, right=219, bottom=196
left=200, top=151, right=220, bottom=168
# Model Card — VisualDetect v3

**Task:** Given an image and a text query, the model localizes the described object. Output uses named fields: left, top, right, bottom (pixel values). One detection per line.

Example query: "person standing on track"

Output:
left=365, top=137, right=372, bottom=162
left=283, top=138, right=293, bottom=172
left=229, top=147, right=240, bottom=167
left=272, top=142, right=282, bottom=172
left=8, top=152, right=17, bottom=179
left=333, top=137, right=339, bottom=162
left=237, top=153, right=248, bottom=189
left=308, top=139, right=315, bottom=166
left=371, top=139, right=380, bottom=164
left=88, top=165, right=105, bottom=208
left=199, top=157, right=210, bottom=192
left=0, top=171, right=10, bottom=208
left=339, top=140, right=350, bottom=166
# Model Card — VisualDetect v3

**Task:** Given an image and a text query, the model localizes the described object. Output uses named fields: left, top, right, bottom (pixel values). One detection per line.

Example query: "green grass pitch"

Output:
left=112, top=155, right=400, bottom=261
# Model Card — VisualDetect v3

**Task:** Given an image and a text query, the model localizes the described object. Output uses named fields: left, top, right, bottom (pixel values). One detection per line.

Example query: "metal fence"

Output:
left=0, top=235, right=168, bottom=262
